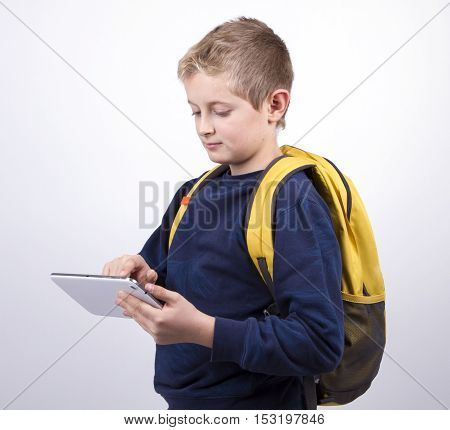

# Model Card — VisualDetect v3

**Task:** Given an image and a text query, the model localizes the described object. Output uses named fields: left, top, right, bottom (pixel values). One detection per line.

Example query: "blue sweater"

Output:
left=139, top=167, right=344, bottom=410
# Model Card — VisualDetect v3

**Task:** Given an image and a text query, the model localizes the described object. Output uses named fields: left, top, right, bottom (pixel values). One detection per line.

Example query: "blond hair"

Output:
left=177, top=17, right=294, bottom=130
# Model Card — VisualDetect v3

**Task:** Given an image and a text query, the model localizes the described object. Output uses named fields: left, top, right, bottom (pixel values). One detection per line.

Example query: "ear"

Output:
left=267, top=89, right=290, bottom=123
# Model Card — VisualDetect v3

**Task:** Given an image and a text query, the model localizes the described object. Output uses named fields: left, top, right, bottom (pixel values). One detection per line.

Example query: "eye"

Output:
left=191, top=111, right=230, bottom=117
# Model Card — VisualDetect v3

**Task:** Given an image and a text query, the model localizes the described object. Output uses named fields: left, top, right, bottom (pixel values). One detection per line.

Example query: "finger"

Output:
left=116, top=294, right=137, bottom=317
left=116, top=290, right=157, bottom=319
left=119, top=257, right=139, bottom=277
left=120, top=297, right=155, bottom=336
left=118, top=295, right=156, bottom=338
left=114, top=255, right=129, bottom=276
left=110, top=262, right=120, bottom=275
left=146, top=269, right=158, bottom=282
left=145, top=283, right=177, bottom=303
left=134, top=266, right=157, bottom=286
left=102, top=263, right=110, bottom=276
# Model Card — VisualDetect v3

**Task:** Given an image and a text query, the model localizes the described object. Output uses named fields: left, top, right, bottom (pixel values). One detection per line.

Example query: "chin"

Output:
left=206, top=152, right=229, bottom=164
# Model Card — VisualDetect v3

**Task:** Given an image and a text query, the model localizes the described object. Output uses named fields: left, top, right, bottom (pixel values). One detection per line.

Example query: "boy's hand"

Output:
left=116, top=283, right=215, bottom=348
left=102, top=254, right=158, bottom=286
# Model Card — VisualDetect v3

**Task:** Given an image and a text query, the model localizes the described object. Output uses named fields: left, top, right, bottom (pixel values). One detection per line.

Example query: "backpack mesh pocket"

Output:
left=317, top=299, right=386, bottom=405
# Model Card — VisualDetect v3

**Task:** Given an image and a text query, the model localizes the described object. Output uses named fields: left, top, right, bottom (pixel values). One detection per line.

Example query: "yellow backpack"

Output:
left=168, top=144, right=387, bottom=409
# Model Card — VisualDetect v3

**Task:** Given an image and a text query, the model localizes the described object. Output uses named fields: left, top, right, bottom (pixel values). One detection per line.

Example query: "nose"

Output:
left=198, top=115, right=214, bottom=137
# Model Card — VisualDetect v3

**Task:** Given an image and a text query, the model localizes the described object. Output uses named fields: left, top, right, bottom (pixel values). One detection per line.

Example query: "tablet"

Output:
left=50, top=273, right=164, bottom=318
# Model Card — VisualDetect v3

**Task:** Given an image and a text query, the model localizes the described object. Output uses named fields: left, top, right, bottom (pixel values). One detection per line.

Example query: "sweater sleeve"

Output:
left=209, top=176, right=345, bottom=377
left=138, top=177, right=197, bottom=289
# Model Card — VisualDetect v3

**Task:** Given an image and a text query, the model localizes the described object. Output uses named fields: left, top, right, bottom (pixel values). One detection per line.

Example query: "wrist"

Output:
left=193, top=312, right=215, bottom=348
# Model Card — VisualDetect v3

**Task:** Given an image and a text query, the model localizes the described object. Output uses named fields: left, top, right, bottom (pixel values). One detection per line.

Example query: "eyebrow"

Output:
left=187, top=99, right=232, bottom=107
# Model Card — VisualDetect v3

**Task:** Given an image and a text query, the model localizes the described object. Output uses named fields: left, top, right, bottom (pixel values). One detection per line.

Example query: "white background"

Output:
left=0, top=0, right=449, bottom=410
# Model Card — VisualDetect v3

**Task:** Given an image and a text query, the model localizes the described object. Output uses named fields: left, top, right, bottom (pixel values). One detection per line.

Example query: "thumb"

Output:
left=145, top=283, right=176, bottom=302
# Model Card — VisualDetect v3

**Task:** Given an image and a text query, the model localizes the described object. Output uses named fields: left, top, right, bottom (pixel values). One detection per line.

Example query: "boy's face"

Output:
left=183, top=71, right=278, bottom=171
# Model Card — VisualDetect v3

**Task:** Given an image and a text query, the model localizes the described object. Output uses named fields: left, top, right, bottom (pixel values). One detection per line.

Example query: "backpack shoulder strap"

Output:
left=243, top=154, right=316, bottom=294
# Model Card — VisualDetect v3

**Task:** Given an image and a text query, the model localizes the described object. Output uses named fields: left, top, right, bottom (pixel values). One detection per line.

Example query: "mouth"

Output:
left=204, top=142, right=223, bottom=149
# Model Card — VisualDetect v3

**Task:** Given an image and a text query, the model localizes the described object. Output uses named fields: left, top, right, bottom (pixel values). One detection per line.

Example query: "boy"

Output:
left=103, top=17, right=344, bottom=410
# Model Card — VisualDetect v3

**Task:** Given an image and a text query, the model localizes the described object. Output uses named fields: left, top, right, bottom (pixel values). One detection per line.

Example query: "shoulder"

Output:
left=274, top=169, right=319, bottom=210
left=164, top=175, right=201, bottom=214
left=273, top=168, right=333, bottom=223
left=170, top=168, right=215, bottom=205
left=175, top=169, right=207, bottom=197
left=179, top=177, right=198, bottom=194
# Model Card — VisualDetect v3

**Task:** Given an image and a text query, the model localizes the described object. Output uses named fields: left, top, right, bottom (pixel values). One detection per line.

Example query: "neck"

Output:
left=228, top=144, right=283, bottom=176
